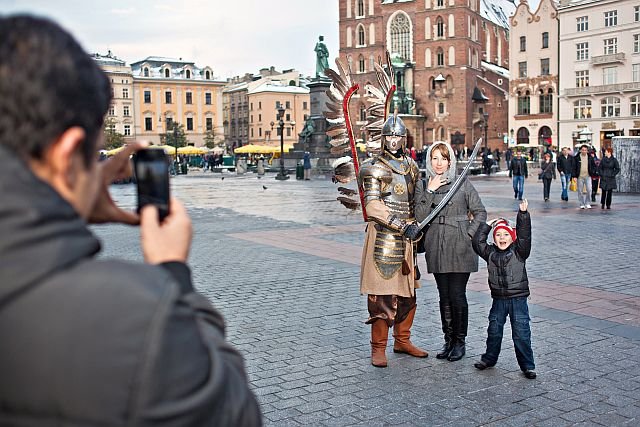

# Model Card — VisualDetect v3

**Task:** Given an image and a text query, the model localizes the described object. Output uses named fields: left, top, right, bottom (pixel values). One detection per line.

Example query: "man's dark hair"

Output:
left=0, top=15, right=111, bottom=166
left=580, top=144, right=589, bottom=150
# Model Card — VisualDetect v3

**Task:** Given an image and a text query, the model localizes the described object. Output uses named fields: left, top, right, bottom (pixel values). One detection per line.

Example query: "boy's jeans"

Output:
left=512, top=175, right=525, bottom=199
left=560, top=172, right=571, bottom=200
left=576, top=175, right=592, bottom=206
left=480, top=297, right=535, bottom=371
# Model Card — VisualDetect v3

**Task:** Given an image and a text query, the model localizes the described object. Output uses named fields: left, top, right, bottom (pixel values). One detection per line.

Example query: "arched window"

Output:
left=538, top=126, right=552, bottom=146
left=448, top=14, right=455, bottom=37
left=164, top=68, right=170, bottom=78
left=346, top=27, right=353, bottom=47
left=205, top=70, right=211, bottom=79
left=517, top=90, right=530, bottom=115
left=539, top=88, right=553, bottom=114
left=436, top=17, right=444, bottom=38
left=436, top=47, right=444, bottom=66
left=186, top=69, right=191, bottom=79
left=425, top=17, right=431, bottom=39
left=357, top=0, right=365, bottom=17
left=574, top=99, right=592, bottom=119
left=439, top=127, right=446, bottom=140
left=517, top=127, right=530, bottom=145
left=358, top=25, right=366, bottom=46
left=601, top=97, right=620, bottom=117
left=360, top=105, right=367, bottom=122
left=448, top=46, right=455, bottom=65
left=358, top=55, right=366, bottom=73
left=437, top=0, right=445, bottom=6
left=143, top=67, right=149, bottom=77
left=369, top=23, right=375, bottom=44
left=631, top=96, right=640, bottom=116
left=438, top=102, right=445, bottom=114
left=425, top=48, right=432, bottom=67
left=388, top=12, right=412, bottom=62
left=369, top=55, right=375, bottom=71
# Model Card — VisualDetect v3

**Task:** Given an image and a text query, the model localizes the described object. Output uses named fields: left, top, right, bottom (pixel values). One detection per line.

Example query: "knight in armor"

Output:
left=359, top=114, right=428, bottom=368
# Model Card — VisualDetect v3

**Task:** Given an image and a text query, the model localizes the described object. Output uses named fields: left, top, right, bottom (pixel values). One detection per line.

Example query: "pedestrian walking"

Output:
left=303, top=151, right=311, bottom=180
left=415, top=142, right=487, bottom=362
left=597, top=148, right=621, bottom=209
left=573, top=144, right=597, bottom=209
left=590, top=150, right=600, bottom=203
left=539, top=152, right=556, bottom=202
left=509, top=151, right=528, bottom=200
left=472, top=199, right=537, bottom=380
left=0, top=15, right=261, bottom=426
left=505, top=148, right=513, bottom=170
left=556, top=147, right=574, bottom=201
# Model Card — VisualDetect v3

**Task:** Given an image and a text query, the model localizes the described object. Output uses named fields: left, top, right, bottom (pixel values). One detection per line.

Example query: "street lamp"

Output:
left=173, top=123, right=179, bottom=175
left=274, top=105, right=289, bottom=180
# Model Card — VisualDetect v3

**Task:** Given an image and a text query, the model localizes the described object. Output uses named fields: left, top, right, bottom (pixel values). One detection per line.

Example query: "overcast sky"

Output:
left=2, top=0, right=540, bottom=80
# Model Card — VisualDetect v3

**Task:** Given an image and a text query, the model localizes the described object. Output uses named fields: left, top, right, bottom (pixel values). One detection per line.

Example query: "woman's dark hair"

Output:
left=0, top=15, right=111, bottom=166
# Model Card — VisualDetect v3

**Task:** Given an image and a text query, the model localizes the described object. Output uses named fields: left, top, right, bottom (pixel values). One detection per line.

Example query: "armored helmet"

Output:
left=381, top=115, right=407, bottom=137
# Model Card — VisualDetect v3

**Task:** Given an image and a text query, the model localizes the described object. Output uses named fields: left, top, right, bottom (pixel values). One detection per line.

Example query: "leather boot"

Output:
left=370, top=319, right=389, bottom=367
left=393, top=306, right=428, bottom=358
left=447, top=306, right=468, bottom=362
left=436, top=301, right=454, bottom=359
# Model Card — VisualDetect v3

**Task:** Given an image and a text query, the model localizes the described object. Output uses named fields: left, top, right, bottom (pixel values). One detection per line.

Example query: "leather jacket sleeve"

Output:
left=515, top=210, right=531, bottom=261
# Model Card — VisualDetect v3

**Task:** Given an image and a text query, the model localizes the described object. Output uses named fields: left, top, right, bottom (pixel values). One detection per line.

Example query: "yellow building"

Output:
left=247, top=78, right=310, bottom=147
left=131, top=57, right=225, bottom=146
left=92, top=51, right=135, bottom=143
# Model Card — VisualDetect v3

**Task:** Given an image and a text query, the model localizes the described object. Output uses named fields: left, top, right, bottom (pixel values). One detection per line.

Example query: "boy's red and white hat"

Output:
left=492, top=219, right=517, bottom=242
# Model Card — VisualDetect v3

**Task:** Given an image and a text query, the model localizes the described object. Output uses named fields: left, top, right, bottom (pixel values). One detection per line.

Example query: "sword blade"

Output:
left=417, top=138, right=483, bottom=231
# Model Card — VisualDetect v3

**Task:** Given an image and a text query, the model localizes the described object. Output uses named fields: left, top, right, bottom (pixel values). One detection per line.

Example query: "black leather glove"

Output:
left=402, top=223, right=421, bottom=241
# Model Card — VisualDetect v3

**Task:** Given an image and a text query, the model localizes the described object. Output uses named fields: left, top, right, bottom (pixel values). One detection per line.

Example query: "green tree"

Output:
left=204, top=130, right=216, bottom=149
left=103, top=117, right=125, bottom=150
left=160, top=122, right=188, bottom=148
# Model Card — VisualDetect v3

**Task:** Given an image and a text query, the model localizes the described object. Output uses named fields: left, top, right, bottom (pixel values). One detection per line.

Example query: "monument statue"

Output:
left=314, top=35, right=330, bottom=78
left=299, top=117, right=316, bottom=143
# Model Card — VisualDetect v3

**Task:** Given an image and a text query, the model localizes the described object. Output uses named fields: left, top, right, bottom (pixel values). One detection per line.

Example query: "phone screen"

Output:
left=134, top=149, right=170, bottom=221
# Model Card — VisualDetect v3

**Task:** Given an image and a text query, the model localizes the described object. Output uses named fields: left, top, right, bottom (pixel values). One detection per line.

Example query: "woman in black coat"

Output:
left=539, top=152, right=556, bottom=202
left=597, top=148, right=620, bottom=209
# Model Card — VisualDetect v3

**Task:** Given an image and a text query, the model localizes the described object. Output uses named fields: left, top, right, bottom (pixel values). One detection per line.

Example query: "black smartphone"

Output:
left=133, top=148, right=170, bottom=221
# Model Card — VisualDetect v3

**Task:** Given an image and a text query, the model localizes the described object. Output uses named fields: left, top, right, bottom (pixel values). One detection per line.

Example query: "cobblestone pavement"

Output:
left=93, top=170, right=640, bottom=426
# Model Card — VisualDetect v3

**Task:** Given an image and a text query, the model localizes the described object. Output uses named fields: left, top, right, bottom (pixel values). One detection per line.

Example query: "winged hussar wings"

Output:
left=323, top=59, right=356, bottom=159
left=363, top=52, right=395, bottom=153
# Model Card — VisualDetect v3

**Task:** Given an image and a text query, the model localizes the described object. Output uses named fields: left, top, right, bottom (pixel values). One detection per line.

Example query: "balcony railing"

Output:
left=563, top=81, right=640, bottom=97
left=591, top=52, right=625, bottom=65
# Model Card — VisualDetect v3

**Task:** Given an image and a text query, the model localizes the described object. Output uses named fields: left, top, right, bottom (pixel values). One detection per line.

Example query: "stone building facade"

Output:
left=338, top=0, right=516, bottom=152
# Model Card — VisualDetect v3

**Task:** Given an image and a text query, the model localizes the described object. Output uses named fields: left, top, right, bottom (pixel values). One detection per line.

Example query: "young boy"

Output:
left=471, top=199, right=536, bottom=379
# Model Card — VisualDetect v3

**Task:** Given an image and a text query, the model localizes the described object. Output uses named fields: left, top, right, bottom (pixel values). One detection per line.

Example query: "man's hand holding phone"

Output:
left=140, top=197, right=193, bottom=264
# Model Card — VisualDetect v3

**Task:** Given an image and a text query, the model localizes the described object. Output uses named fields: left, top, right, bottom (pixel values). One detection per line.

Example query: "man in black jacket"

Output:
left=508, top=151, right=528, bottom=200
left=0, top=15, right=261, bottom=426
left=556, top=147, right=575, bottom=201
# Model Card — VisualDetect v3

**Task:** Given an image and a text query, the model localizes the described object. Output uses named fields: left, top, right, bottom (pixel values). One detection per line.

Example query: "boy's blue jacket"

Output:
left=472, top=211, right=531, bottom=299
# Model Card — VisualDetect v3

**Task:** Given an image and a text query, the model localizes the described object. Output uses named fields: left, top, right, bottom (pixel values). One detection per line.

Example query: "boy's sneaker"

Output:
left=586, top=204, right=592, bottom=209
left=523, top=370, right=537, bottom=379
left=579, top=205, right=585, bottom=209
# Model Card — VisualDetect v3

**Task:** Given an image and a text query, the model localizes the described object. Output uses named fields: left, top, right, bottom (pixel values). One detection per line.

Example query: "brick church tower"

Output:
left=338, top=0, right=516, bottom=152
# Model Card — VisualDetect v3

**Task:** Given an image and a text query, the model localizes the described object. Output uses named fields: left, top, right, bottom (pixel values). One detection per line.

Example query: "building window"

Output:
left=143, top=67, right=149, bottom=77
left=258, top=101, right=262, bottom=109
left=437, top=17, right=444, bottom=38
left=636, top=6, right=640, bottom=22
left=186, top=117, right=193, bottom=131
left=358, top=25, right=366, bottom=46
left=122, top=88, right=129, bottom=99
left=145, top=117, right=152, bottom=131
left=108, top=105, right=115, bottom=116
left=359, top=55, right=365, bottom=72
left=437, top=0, right=444, bottom=6
left=206, top=117, right=213, bottom=131
left=357, top=0, right=364, bottom=17
left=275, top=101, right=280, bottom=109
left=205, top=92, right=212, bottom=105
left=303, top=101, right=308, bottom=109
left=389, top=12, right=412, bottom=62
left=604, top=10, right=617, bottom=27
left=286, top=128, right=291, bottom=137
left=517, top=91, right=530, bottom=115
left=124, top=125, right=131, bottom=136
left=630, top=96, right=640, bottom=116
left=604, top=38, right=617, bottom=55
left=258, top=114, right=262, bottom=122
left=205, top=70, right=211, bottom=79
left=633, top=64, right=640, bottom=82
left=251, top=128, right=254, bottom=138
left=542, top=32, right=549, bottom=49
left=165, top=91, right=172, bottom=104
left=166, top=118, right=173, bottom=130
left=186, top=70, right=191, bottom=79
left=603, top=67, right=617, bottom=85
left=539, top=89, right=553, bottom=114
left=574, top=99, right=592, bottom=119
left=576, top=70, right=590, bottom=87
left=518, top=61, right=527, bottom=78
left=285, top=113, right=291, bottom=122
left=186, top=92, right=193, bottom=104
left=359, top=106, right=367, bottom=122
left=634, top=34, right=640, bottom=54
left=123, top=105, right=130, bottom=116
left=519, top=36, right=526, bottom=52
left=437, top=48, right=444, bottom=66
left=576, top=16, right=588, bottom=32
left=285, top=101, right=291, bottom=109
left=438, top=102, right=445, bottom=114
left=516, top=127, right=530, bottom=145
left=164, top=69, right=170, bottom=78
left=144, top=90, right=151, bottom=103
left=601, top=97, right=620, bottom=117
left=576, top=42, right=589, bottom=61
left=540, top=58, right=550, bottom=76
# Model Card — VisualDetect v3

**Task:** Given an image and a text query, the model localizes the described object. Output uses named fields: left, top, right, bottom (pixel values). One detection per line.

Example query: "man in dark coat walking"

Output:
left=0, top=15, right=261, bottom=426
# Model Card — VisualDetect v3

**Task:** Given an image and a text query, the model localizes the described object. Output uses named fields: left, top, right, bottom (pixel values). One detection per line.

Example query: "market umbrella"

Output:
left=177, top=146, right=208, bottom=155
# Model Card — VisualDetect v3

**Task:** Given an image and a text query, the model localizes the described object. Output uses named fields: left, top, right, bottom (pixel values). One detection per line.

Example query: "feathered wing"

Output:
left=363, top=52, right=395, bottom=153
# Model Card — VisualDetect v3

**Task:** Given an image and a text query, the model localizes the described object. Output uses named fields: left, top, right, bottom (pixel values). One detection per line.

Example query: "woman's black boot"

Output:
left=436, top=302, right=453, bottom=359
left=448, top=306, right=468, bottom=362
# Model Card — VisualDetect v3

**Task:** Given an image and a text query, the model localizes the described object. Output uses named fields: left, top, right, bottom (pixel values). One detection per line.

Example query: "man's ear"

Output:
left=47, top=127, right=87, bottom=190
